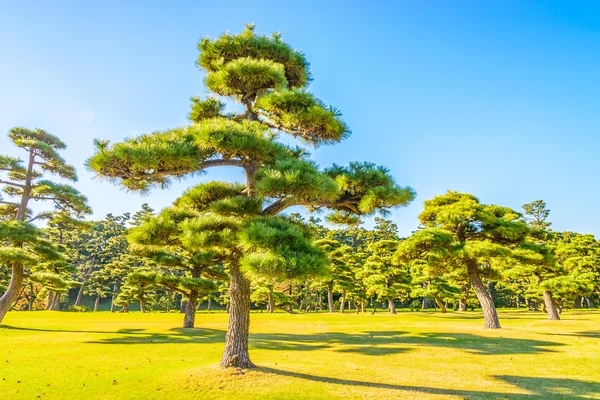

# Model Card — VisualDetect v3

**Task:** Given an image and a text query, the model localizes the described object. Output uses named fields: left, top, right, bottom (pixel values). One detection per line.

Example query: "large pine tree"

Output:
left=87, top=25, right=415, bottom=368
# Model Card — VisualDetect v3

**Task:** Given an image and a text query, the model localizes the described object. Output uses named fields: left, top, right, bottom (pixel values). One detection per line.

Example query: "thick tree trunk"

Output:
left=585, top=296, right=592, bottom=308
left=51, top=292, right=61, bottom=310
left=458, top=298, right=467, bottom=312
left=339, top=291, right=346, bottom=313
left=207, top=297, right=211, bottom=311
left=140, top=299, right=146, bottom=313
left=0, top=265, right=24, bottom=323
left=180, top=297, right=188, bottom=313
left=120, top=304, right=129, bottom=313
left=388, top=297, right=397, bottom=314
left=46, top=291, right=55, bottom=310
left=468, top=263, right=501, bottom=329
left=361, top=301, right=365, bottom=313
left=220, top=262, right=254, bottom=368
left=183, top=292, right=198, bottom=328
left=327, top=282, right=335, bottom=313
left=433, top=295, right=447, bottom=313
left=94, top=296, right=100, bottom=312
left=543, top=290, right=560, bottom=321
left=75, top=284, right=84, bottom=306
left=422, top=297, right=429, bottom=309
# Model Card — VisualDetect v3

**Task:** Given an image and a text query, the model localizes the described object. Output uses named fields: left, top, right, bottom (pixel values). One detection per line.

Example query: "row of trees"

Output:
left=1, top=26, right=598, bottom=369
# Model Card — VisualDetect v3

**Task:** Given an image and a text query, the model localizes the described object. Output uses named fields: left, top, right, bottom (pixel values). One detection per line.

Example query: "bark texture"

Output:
left=543, top=290, right=560, bottom=320
left=220, top=262, right=254, bottom=368
left=388, top=297, right=397, bottom=314
left=327, top=282, right=335, bottom=313
left=183, top=292, right=198, bottom=328
left=468, top=263, right=501, bottom=329
left=0, top=265, right=24, bottom=322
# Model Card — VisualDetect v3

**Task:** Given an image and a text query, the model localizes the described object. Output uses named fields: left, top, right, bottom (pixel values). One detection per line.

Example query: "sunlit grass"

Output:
left=1, top=309, right=599, bottom=399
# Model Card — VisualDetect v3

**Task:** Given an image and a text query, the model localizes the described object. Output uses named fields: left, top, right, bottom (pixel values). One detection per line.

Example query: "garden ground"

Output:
left=1, top=310, right=599, bottom=399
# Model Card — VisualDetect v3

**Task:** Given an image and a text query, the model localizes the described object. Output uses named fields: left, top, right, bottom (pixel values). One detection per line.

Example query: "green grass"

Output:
left=1, top=310, right=599, bottom=399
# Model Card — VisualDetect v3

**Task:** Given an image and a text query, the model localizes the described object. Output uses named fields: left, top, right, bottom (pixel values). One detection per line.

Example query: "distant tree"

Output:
left=522, top=200, right=551, bottom=231
left=396, top=191, right=528, bottom=329
left=361, top=240, right=408, bottom=314
left=0, top=127, right=90, bottom=322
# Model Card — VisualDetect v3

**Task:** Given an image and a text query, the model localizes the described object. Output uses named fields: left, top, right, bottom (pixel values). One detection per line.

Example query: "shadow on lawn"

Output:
left=250, top=330, right=562, bottom=356
left=4, top=323, right=561, bottom=356
left=259, top=367, right=600, bottom=399
left=0, top=324, right=226, bottom=344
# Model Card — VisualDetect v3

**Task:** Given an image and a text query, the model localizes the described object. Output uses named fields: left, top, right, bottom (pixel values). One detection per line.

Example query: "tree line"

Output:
left=1, top=25, right=598, bottom=369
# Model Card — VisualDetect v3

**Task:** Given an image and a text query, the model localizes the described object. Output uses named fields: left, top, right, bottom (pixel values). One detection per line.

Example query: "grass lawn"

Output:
left=1, top=310, right=599, bottom=399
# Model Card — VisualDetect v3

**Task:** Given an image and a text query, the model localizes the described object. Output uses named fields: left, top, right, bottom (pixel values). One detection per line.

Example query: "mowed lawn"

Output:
left=1, top=310, right=599, bottom=399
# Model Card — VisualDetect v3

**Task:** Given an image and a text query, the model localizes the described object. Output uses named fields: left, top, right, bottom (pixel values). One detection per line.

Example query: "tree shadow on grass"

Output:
left=259, top=367, right=600, bottom=399
left=86, top=328, right=226, bottom=344
left=0, top=324, right=226, bottom=345
left=249, top=330, right=562, bottom=356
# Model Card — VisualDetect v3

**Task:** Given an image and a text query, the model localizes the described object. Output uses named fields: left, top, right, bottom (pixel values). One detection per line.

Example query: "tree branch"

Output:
left=121, top=158, right=245, bottom=180
left=0, top=180, right=25, bottom=188
left=0, top=200, right=19, bottom=206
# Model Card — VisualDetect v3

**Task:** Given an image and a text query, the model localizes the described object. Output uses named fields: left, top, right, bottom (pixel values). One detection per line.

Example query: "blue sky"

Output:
left=1, top=1, right=599, bottom=237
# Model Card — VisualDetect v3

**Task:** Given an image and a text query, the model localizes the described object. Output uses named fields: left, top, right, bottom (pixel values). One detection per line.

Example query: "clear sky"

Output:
left=1, top=1, right=599, bottom=237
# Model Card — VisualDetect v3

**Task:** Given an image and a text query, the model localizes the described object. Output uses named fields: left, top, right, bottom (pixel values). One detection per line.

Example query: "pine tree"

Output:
left=396, top=191, right=528, bottom=328
left=360, top=240, right=408, bottom=314
left=0, top=127, right=90, bottom=322
left=86, top=25, right=415, bottom=368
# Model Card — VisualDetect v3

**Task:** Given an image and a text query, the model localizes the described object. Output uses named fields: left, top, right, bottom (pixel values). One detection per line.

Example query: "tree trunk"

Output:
left=207, top=297, right=211, bottom=311
left=140, top=299, right=146, bottom=313
left=543, top=290, right=560, bottom=321
left=180, top=297, right=188, bottom=314
left=183, top=291, right=198, bottom=328
left=339, top=291, right=346, bottom=313
left=46, top=291, right=55, bottom=310
left=327, top=282, right=335, bottom=313
left=585, top=296, right=592, bottom=308
left=75, top=284, right=84, bottom=306
left=433, top=295, right=447, bottom=313
left=468, top=262, right=501, bottom=329
left=558, top=298, right=564, bottom=313
left=51, top=292, right=61, bottom=310
left=458, top=297, right=467, bottom=312
left=28, top=282, right=34, bottom=311
left=388, top=297, right=397, bottom=314
left=422, top=297, right=429, bottom=309
left=0, top=150, right=34, bottom=323
left=0, top=265, right=24, bottom=323
left=267, top=288, right=274, bottom=314
left=361, top=301, right=365, bottom=313
left=515, top=295, right=520, bottom=308
left=94, top=296, right=100, bottom=312
left=110, top=284, right=118, bottom=313
left=288, top=281, right=294, bottom=314
left=220, top=261, right=254, bottom=368
left=120, top=304, right=129, bottom=313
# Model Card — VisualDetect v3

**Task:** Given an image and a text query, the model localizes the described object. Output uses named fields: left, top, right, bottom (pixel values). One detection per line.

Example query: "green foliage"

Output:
left=256, top=89, right=350, bottom=145
left=197, top=24, right=311, bottom=88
